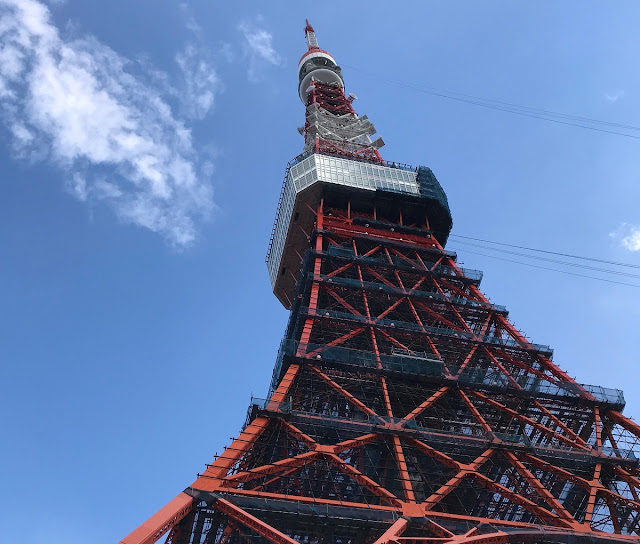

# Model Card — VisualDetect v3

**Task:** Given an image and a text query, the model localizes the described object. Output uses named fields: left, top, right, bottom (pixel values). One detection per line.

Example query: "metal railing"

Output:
left=303, top=306, right=551, bottom=355
left=246, top=396, right=637, bottom=462
left=271, top=339, right=624, bottom=409
left=317, top=274, right=503, bottom=313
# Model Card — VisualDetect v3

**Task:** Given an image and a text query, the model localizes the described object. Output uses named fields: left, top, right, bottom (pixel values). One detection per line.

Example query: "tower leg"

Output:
left=119, top=492, right=194, bottom=544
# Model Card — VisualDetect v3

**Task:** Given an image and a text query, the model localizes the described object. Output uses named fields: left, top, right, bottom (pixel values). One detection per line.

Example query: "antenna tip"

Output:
left=305, top=19, right=314, bottom=33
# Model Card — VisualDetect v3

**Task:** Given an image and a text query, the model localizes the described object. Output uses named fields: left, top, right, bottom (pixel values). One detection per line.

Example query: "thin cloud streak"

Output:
left=238, top=20, right=281, bottom=82
left=0, top=0, right=218, bottom=246
left=176, top=44, right=219, bottom=121
left=175, top=2, right=219, bottom=121
left=604, top=90, right=625, bottom=103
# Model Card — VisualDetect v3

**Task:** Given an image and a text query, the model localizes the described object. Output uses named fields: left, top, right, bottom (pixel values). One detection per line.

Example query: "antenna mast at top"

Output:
left=304, top=19, right=318, bottom=49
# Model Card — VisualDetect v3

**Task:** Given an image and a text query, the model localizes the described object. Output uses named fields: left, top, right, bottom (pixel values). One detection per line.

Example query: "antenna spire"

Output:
left=304, top=19, right=318, bottom=49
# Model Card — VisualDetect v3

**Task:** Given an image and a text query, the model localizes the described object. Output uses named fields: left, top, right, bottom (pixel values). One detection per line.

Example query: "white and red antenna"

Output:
left=304, top=19, right=318, bottom=49
left=297, top=20, right=342, bottom=104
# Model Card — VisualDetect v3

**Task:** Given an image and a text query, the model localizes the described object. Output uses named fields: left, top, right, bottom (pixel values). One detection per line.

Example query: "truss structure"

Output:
left=304, top=81, right=384, bottom=163
left=120, top=21, right=640, bottom=544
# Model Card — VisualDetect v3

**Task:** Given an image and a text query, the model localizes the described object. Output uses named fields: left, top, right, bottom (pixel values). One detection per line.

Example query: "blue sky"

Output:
left=1, top=1, right=640, bottom=542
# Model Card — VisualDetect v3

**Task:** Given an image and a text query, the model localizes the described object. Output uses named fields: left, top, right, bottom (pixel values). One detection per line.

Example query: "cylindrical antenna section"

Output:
left=298, top=20, right=344, bottom=103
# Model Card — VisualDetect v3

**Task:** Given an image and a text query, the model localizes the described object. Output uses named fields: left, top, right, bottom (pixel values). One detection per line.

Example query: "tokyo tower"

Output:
left=120, top=21, right=640, bottom=544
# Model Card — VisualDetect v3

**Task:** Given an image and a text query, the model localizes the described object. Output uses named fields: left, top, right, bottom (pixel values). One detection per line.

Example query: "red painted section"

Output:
left=298, top=48, right=333, bottom=65
left=304, top=19, right=314, bottom=34
left=119, top=493, right=193, bottom=544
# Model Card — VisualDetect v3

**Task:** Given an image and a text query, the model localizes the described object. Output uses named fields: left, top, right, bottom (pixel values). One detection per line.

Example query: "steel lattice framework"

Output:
left=120, top=21, right=640, bottom=544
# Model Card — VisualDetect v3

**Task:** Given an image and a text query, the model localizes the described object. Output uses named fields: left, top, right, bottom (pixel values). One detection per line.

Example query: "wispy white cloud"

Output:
left=157, top=5, right=220, bottom=121
left=610, top=223, right=640, bottom=251
left=179, top=2, right=201, bottom=37
left=604, top=90, right=625, bottom=103
left=238, top=20, right=281, bottom=82
left=218, top=42, right=234, bottom=64
left=175, top=44, right=219, bottom=120
left=0, top=0, right=218, bottom=246
left=622, top=230, right=640, bottom=251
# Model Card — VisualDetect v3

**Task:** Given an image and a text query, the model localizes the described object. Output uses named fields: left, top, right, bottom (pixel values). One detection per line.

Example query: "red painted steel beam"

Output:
left=391, top=436, right=416, bottom=503
left=490, top=347, right=555, bottom=382
left=429, top=278, right=474, bottom=333
left=421, top=449, right=494, bottom=510
left=119, top=492, right=194, bottom=544
left=310, top=365, right=380, bottom=418
left=193, top=417, right=271, bottom=488
left=406, top=437, right=464, bottom=471
left=400, top=387, right=449, bottom=427
left=218, top=486, right=398, bottom=512
left=327, top=452, right=402, bottom=505
left=458, top=390, right=493, bottom=434
left=225, top=451, right=320, bottom=483
left=421, top=471, right=468, bottom=510
left=214, top=498, right=299, bottom=544
left=453, top=346, right=478, bottom=377
left=599, top=486, right=640, bottom=513
left=595, top=406, right=603, bottom=448
left=519, top=453, right=592, bottom=490
left=469, top=391, right=589, bottom=451
left=270, top=363, right=301, bottom=404
left=480, top=347, right=524, bottom=389
left=324, top=285, right=364, bottom=316
left=377, top=297, right=407, bottom=321
left=306, top=326, right=366, bottom=357
left=221, top=484, right=610, bottom=532
left=377, top=329, right=414, bottom=353
left=613, top=467, right=640, bottom=502
left=326, top=246, right=381, bottom=278
left=333, top=432, right=380, bottom=452
left=603, top=494, right=623, bottom=534
left=414, top=300, right=466, bottom=334
left=360, top=264, right=398, bottom=288
left=253, top=466, right=301, bottom=492
left=373, top=517, right=409, bottom=544
left=502, top=450, right=577, bottom=524
left=469, top=472, right=572, bottom=528
left=584, top=463, right=603, bottom=526
left=419, top=511, right=569, bottom=530
left=380, top=376, right=394, bottom=418
left=279, top=419, right=317, bottom=449
left=608, top=410, right=640, bottom=440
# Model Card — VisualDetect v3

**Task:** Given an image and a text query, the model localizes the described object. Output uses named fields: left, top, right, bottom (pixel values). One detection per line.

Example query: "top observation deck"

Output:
left=266, top=152, right=452, bottom=308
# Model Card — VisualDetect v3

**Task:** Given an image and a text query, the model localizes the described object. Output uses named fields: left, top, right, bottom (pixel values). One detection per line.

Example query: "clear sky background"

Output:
left=1, top=1, right=639, bottom=542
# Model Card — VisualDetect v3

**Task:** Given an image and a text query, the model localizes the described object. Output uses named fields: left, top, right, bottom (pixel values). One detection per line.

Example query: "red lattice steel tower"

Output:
left=121, top=22, right=640, bottom=544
